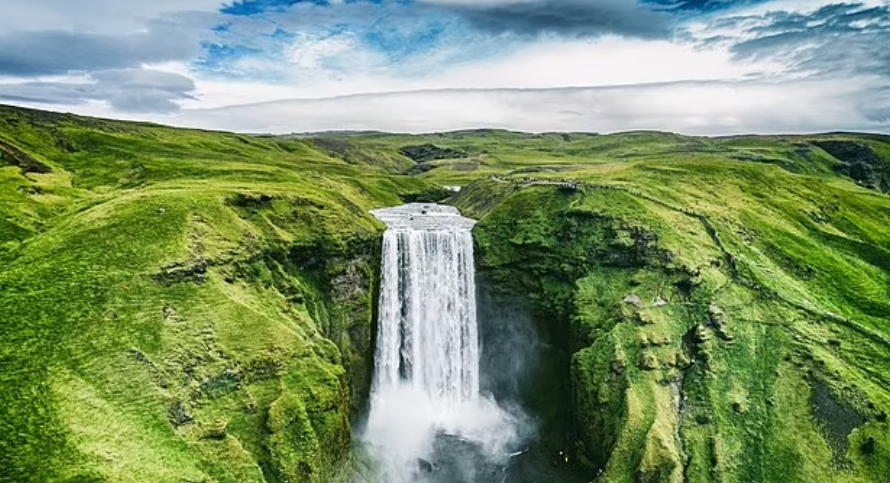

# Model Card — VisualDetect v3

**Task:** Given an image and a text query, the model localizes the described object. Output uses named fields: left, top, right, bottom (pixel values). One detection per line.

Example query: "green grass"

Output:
left=451, top=142, right=890, bottom=482
left=0, top=105, right=438, bottom=483
left=2, top=104, right=890, bottom=483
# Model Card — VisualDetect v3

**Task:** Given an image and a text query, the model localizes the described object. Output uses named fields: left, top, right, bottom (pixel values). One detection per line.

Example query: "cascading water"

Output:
left=364, top=203, right=521, bottom=483
left=373, top=203, right=479, bottom=409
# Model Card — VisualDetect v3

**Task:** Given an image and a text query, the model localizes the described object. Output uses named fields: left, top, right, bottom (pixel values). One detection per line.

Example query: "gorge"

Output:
left=2, top=105, right=890, bottom=483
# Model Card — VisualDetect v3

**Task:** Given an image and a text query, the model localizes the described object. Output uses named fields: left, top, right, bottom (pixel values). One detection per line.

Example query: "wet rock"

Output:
left=693, top=325, right=710, bottom=344
left=624, top=294, right=643, bottom=309
left=417, top=458, right=437, bottom=473
left=707, top=305, right=734, bottom=341
left=674, top=352, right=691, bottom=369
left=813, top=140, right=890, bottom=193
left=399, top=144, right=468, bottom=163
left=0, top=139, right=52, bottom=174
left=168, top=401, right=193, bottom=427
left=612, top=360, right=626, bottom=376
left=153, top=261, right=209, bottom=286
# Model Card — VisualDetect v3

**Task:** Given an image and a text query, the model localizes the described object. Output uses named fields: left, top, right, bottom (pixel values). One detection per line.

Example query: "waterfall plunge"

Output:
left=364, top=204, right=520, bottom=483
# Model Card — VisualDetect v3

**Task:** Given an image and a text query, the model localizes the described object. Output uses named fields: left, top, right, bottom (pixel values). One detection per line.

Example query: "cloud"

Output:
left=0, top=69, right=196, bottom=113
left=703, top=2, right=890, bottom=78
left=859, top=87, right=890, bottom=122
left=160, top=79, right=888, bottom=134
left=196, top=0, right=711, bottom=88
left=2, top=0, right=888, bottom=132
left=0, top=25, right=202, bottom=77
left=647, top=0, right=772, bottom=13
left=0, top=1, right=217, bottom=113
left=198, top=1, right=503, bottom=83
left=416, top=0, right=674, bottom=39
left=0, top=0, right=225, bottom=33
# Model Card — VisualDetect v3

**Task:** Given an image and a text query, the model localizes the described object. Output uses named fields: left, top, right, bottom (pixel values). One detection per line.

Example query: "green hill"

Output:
left=2, top=104, right=889, bottom=483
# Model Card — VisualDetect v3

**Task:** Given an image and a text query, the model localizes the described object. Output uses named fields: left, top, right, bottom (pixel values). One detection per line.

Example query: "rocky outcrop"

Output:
left=398, top=144, right=468, bottom=163
left=814, top=140, right=890, bottom=193
left=470, top=179, right=890, bottom=483
left=0, top=139, right=52, bottom=173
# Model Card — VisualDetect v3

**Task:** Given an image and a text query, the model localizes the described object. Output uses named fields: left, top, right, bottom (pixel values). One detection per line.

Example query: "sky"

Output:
left=0, top=0, right=889, bottom=134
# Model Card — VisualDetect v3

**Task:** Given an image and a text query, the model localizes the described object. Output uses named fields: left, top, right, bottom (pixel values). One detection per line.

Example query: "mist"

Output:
left=356, top=204, right=586, bottom=483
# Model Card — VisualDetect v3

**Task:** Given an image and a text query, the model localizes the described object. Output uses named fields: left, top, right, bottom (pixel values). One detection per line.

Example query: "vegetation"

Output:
left=2, top=104, right=890, bottom=483
left=441, top=132, right=890, bottom=483
left=0, top=105, right=436, bottom=483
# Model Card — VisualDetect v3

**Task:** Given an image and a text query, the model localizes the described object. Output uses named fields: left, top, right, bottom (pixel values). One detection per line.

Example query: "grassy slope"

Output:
left=339, top=129, right=890, bottom=482
left=3, top=106, right=890, bottom=483
left=424, top=131, right=890, bottom=483
left=0, top=105, right=438, bottom=483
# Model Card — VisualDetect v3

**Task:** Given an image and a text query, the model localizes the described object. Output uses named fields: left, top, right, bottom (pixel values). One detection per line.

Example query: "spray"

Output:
left=364, top=204, right=521, bottom=483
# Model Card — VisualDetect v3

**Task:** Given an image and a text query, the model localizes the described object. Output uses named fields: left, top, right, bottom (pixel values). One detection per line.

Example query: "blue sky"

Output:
left=0, top=0, right=888, bottom=133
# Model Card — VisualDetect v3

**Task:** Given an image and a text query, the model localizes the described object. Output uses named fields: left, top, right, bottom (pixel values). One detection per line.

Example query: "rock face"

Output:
left=399, top=144, right=469, bottom=163
left=461, top=175, right=890, bottom=483
left=231, top=237, right=382, bottom=483
left=814, top=140, right=890, bottom=192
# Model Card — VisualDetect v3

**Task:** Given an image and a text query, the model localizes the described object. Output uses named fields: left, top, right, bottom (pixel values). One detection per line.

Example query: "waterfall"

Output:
left=373, top=203, right=479, bottom=408
left=364, top=203, right=519, bottom=483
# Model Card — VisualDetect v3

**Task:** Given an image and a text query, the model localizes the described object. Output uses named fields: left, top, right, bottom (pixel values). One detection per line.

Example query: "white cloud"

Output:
left=170, top=35, right=783, bottom=102
left=416, top=0, right=539, bottom=4
left=734, top=0, right=889, bottom=16
left=0, top=0, right=225, bottom=33
left=428, top=37, right=784, bottom=89
left=149, top=78, right=886, bottom=135
left=0, top=68, right=195, bottom=112
left=1, top=0, right=888, bottom=133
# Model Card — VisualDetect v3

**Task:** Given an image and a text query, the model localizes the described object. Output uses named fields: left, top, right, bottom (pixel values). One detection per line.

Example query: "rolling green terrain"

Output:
left=2, top=104, right=890, bottom=483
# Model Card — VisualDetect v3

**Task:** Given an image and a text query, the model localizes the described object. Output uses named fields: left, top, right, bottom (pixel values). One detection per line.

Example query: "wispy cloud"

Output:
left=723, top=2, right=890, bottom=77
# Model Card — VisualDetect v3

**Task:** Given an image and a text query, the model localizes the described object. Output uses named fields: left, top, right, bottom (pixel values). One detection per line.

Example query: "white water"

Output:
left=365, top=204, right=519, bottom=483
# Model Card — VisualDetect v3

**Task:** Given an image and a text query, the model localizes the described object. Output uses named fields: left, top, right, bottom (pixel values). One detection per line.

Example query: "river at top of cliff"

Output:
left=371, top=203, right=476, bottom=231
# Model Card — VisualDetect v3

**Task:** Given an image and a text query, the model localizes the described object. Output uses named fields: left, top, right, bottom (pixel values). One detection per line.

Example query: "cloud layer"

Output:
left=0, top=0, right=888, bottom=133
left=165, top=79, right=888, bottom=134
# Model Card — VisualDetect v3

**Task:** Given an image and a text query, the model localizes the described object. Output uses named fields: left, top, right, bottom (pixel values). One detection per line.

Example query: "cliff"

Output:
left=2, top=106, right=890, bottom=483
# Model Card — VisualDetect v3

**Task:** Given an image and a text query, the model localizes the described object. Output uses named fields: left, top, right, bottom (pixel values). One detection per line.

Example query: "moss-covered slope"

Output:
left=0, top=105, right=438, bottom=483
left=450, top=149, right=890, bottom=483
left=3, top=104, right=890, bottom=483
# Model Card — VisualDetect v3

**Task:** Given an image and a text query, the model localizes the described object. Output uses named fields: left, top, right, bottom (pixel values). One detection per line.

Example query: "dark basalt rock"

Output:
left=813, top=140, right=890, bottom=193
left=417, top=458, right=437, bottom=473
left=168, top=401, right=193, bottom=427
left=811, top=379, right=867, bottom=462
left=152, top=261, right=209, bottom=286
left=0, top=139, right=52, bottom=174
left=399, top=144, right=468, bottom=163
